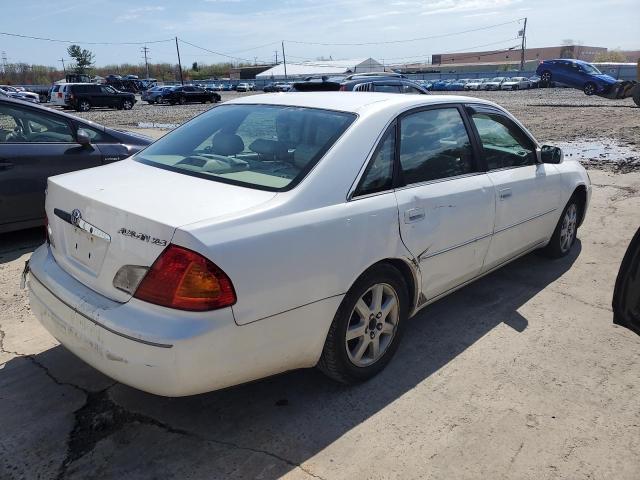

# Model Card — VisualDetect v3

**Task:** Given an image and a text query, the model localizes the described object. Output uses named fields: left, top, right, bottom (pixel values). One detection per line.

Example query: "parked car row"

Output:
left=408, top=76, right=541, bottom=92
left=0, top=85, right=41, bottom=103
left=142, top=85, right=221, bottom=105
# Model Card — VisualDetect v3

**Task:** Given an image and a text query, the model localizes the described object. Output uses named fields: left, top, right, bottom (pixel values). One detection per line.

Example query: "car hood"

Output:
left=593, top=74, right=618, bottom=84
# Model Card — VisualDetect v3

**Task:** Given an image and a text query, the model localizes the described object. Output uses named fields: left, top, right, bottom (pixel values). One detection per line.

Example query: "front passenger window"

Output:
left=0, top=105, right=74, bottom=143
left=471, top=112, right=536, bottom=169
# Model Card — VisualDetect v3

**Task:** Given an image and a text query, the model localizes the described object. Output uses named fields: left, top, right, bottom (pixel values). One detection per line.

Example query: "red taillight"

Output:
left=57, top=92, right=62, bottom=98
left=134, top=245, right=236, bottom=311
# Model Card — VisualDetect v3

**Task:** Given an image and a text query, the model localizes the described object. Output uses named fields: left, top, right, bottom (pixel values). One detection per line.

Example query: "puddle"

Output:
left=136, top=122, right=180, bottom=130
left=556, top=140, right=639, bottom=173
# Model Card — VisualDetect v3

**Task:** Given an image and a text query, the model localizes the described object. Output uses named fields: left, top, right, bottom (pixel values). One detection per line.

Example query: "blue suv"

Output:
left=536, top=59, right=618, bottom=95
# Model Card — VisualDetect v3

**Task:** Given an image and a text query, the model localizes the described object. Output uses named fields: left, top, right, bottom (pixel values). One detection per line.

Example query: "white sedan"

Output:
left=501, top=77, right=532, bottom=90
left=27, top=93, right=591, bottom=396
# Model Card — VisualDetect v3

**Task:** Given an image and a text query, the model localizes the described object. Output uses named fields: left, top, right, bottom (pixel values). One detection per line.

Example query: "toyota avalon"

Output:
left=27, top=93, right=591, bottom=396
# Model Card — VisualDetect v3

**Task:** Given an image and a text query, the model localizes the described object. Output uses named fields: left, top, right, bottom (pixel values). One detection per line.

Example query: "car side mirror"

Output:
left=76, top=128, right=92, bottom=147
left=540, top=145, right=563, bottom=164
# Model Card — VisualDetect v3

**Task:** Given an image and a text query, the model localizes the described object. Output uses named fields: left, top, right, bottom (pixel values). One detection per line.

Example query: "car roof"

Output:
left=227, top=92, right=495, bottom=115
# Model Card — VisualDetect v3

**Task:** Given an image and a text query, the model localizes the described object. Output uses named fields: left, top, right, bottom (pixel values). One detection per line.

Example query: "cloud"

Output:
left=116, top=6, right=165, bottom=22
left=421, top=0, right=516, bottom=16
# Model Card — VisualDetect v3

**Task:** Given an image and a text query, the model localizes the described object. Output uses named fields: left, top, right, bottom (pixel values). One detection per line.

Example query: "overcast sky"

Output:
left=2, top=0, right=638, bottom=67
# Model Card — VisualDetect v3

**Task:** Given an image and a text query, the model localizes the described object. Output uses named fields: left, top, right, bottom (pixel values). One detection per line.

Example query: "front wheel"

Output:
left=178, top=96, right=187, bottom=105
left=540, top=71, right=552, bottom=87
left=77, top=99, right=91, bottom=112
left=543, top=197, right=581, bottom=258
left=318, top=264, right=408, bottom=384
left=583, top=82, right=597, bottom=96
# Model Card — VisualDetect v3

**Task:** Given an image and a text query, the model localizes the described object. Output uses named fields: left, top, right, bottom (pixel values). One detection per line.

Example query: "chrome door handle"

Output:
left=499, top=188, right=512, bottom=200
left=404, top=207, right=425, bottom=223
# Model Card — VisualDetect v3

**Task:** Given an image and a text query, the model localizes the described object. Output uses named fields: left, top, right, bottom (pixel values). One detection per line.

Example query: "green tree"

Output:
left=67, top=44, right=95, bottom=74
left=192, top=62, right=199, bottom=71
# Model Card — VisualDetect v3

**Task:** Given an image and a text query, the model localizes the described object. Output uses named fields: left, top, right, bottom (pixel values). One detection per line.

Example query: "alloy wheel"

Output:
left=345, top=283, right=399, bottom=367
left=79, top=101, right=90, bottom=111
left=560, top=203, right=578, bottom=253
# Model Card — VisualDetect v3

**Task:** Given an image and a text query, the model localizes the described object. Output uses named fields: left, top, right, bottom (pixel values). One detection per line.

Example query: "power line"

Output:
left=283, top=19, right=524, bottom=46
left=0, top=31, right=173, bottom=45
left=177, top=38, right=263, bottom=64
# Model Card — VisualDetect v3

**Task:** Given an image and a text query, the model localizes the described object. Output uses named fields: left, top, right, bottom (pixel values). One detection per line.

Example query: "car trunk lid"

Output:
left=46, top=159, right=277, bottom=303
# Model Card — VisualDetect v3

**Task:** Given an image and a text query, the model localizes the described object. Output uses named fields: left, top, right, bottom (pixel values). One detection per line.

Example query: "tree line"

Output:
left=0, top=44, right=258, bottom=85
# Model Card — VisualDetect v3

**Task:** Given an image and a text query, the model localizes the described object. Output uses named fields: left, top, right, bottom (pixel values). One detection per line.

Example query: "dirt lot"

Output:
left=1, top=89, right=640, bottom=480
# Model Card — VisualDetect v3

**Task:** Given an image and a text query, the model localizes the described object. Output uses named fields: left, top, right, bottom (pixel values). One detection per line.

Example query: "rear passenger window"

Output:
left=355, top=123, right=395, bottom=196
left=399, top=108, right=474, bottom=185
left=374, top=84, right=401, bottom=93
left=401, top=85, right=422, bottom=94
left=470, top=112, right=536, bottom=169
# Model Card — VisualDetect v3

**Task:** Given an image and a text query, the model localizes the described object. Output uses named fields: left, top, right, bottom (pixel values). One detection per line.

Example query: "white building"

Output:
left=256, top=58, right=383, bottom=80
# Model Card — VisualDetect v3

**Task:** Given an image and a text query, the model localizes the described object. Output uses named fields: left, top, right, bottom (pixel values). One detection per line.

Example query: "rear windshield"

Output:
left=135, top=104, right=356, bottom=191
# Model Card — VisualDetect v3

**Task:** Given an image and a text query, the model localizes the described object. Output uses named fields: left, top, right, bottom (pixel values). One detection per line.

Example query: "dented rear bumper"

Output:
left=28, top=244, right=339, bottom=396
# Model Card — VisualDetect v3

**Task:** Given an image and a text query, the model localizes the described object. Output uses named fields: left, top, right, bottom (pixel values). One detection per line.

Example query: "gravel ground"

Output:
left=62, top=88, right=640, bottom=172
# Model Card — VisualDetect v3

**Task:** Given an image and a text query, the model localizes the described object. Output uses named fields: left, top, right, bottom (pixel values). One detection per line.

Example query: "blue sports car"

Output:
left=536, top=59, right=618, bottom=96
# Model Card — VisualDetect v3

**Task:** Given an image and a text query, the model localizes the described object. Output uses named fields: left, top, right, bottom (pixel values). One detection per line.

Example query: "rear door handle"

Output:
left=0, top=162, right=14, bottom=171
left=404, top=207, right=425, bottom=223
left=499, top=188, right=512, bottom=200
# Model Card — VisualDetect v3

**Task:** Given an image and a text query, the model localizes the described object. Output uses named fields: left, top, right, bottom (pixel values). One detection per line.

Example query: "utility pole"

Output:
left=175, top=37, right=184, bottom=85
left=519, top=17, right=527, bottom=72
left=281, top=41, right=288, bottom=80
left=274, top=50, right=278, bottom=65
left=59, top=58, right=66, bottom=74
left=141, top=46, right=150, bottom=79
left=1, top=51, right=7, bottom=74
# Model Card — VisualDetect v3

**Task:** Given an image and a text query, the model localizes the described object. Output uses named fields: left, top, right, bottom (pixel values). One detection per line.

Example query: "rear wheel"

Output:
left=540, top=71, right=552, bottom=87
left=543, top=196, right=581, bottom=258
left=318, top=264, right=408, bottom=384
left=122, top=99, right=134, bottom=110
left=178, top=96, right=187, bottom=105
left=632, top=89, right=640, bottom=107
left=77, top=99, right=91, bottom=112
left=583, top=82, right=597, bottom=96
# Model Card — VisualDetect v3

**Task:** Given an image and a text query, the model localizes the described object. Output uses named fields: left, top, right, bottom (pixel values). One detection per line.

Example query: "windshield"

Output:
left=491, top=77, right=504, bottom=82
left=135, top=104, right=356, bottom=191
left=581, top=63, right=601, bottom=75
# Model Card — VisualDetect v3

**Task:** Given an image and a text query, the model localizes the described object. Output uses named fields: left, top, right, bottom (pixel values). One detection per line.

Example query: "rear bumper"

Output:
left=28, top=244, right=340, bottom=396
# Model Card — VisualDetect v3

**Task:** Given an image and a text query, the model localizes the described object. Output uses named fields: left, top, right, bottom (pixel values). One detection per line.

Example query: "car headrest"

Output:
left=210, top=132, right=244, bottom=156
left=249, top=139, right=288, bottom=159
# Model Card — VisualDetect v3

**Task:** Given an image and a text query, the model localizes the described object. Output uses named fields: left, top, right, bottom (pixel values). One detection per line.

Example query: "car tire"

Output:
left=583, top=82, right=597, bottom=96
left=540, top=71, right=552, bottom=87
left=77, top=99, right=91, bottom=112
left=633, top=90, right=640, bottom=107
left=122, top=99, right=134, bottom=110
left=178, top=96, right=187, bottom=105
left=513, top=85, right=519, bottom=90
left=318, top=264, right=408, bottom=384
left=543, top=196, right=582, bottom=258
left=147, top=100, right=155, bottom=105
